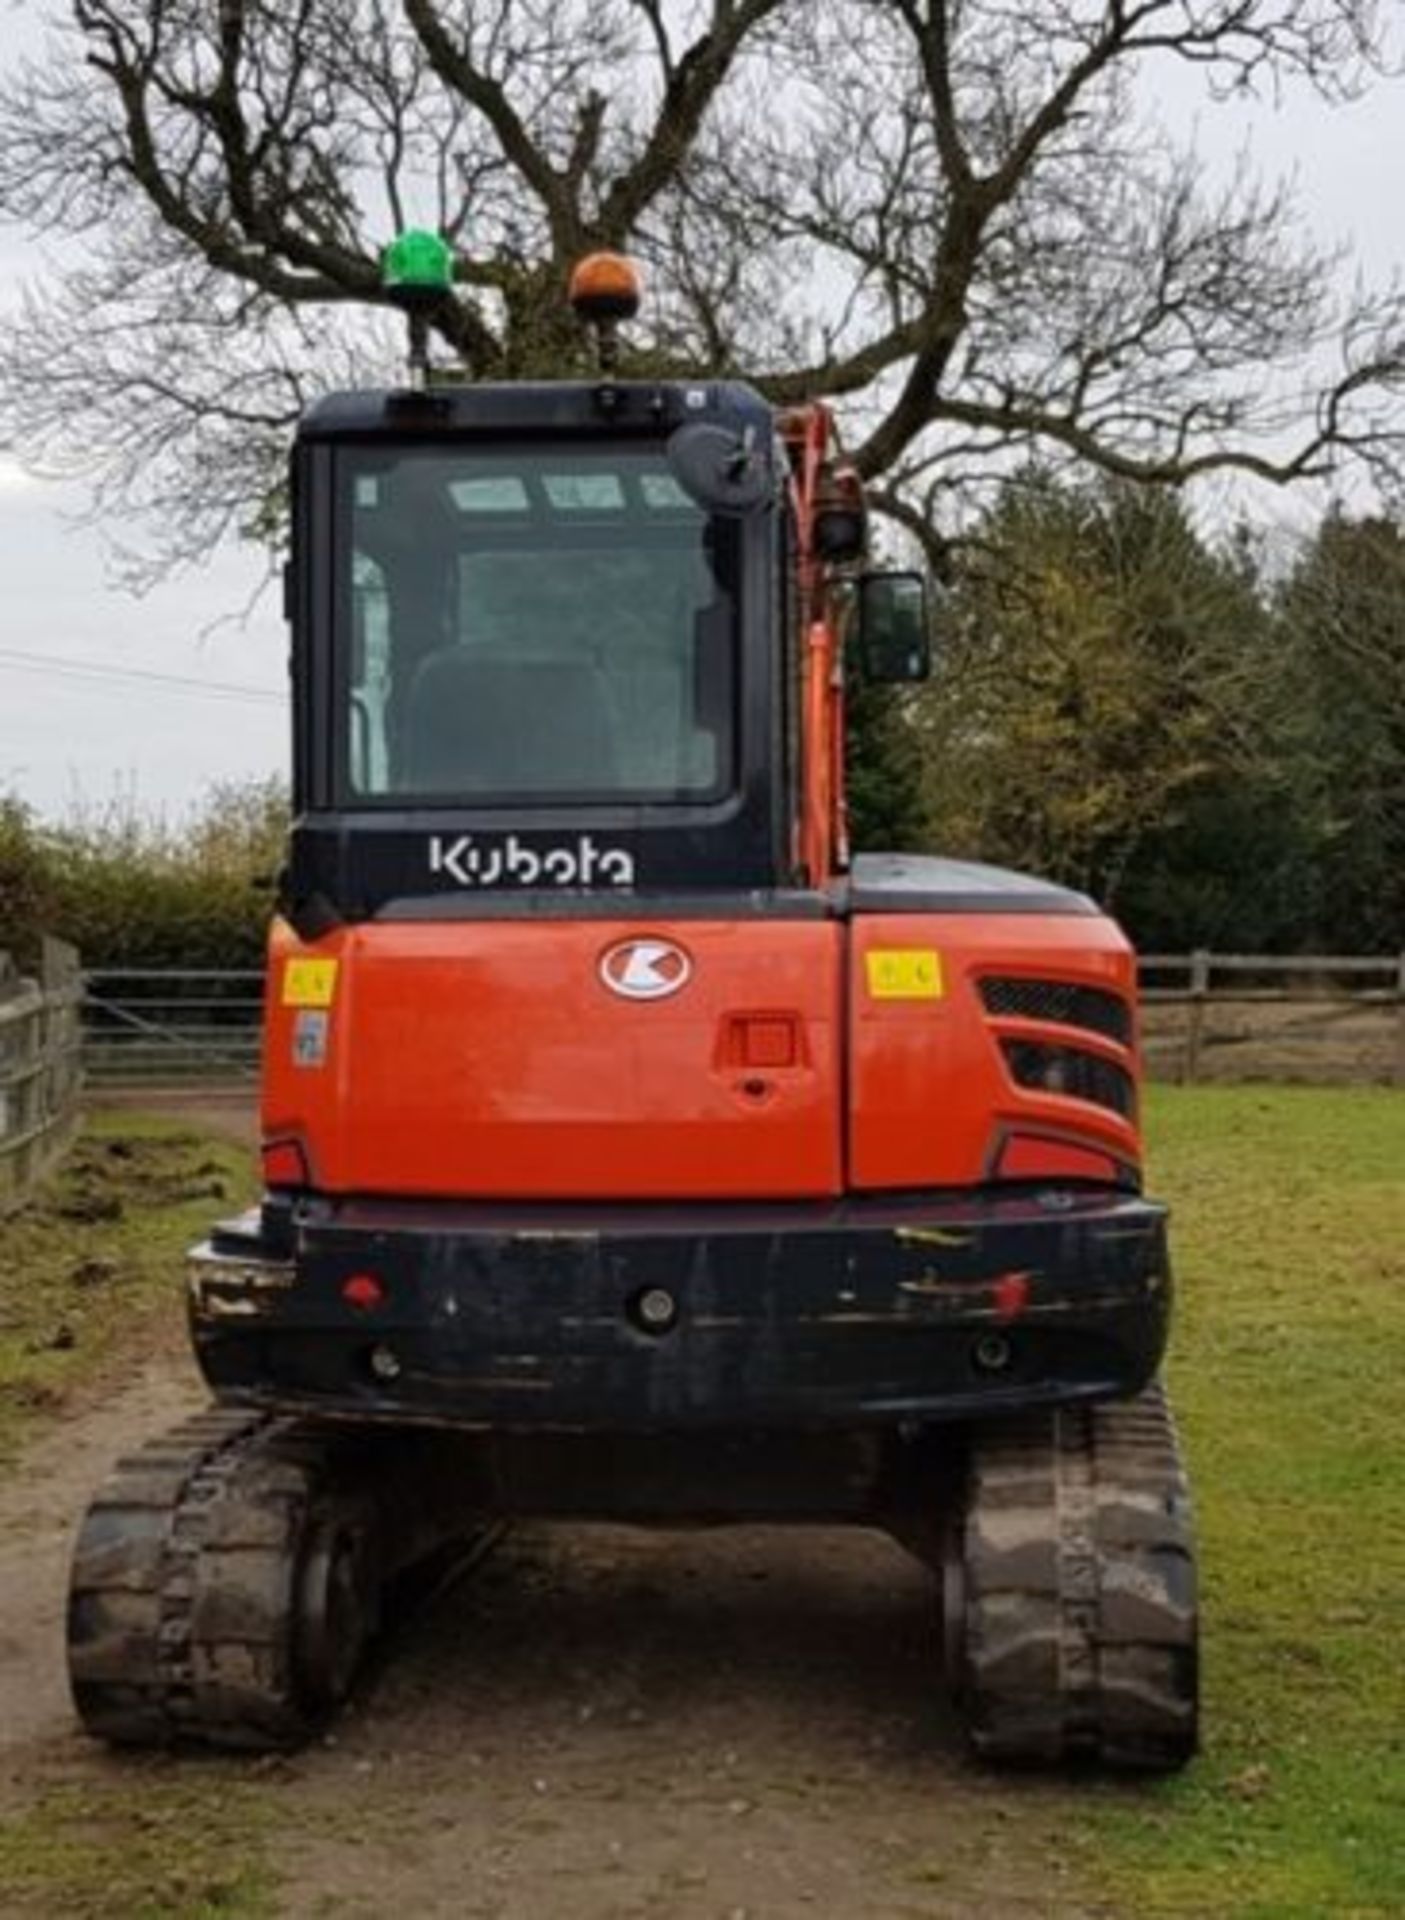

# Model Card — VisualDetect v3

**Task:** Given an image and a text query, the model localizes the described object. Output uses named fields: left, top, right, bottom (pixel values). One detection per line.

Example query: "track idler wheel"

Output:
left=67, top=1411, right=382, bottom=1750
left=943, top=1380, right=1198, bottom=1772
left=296, top=1500, right=381, bottom=1711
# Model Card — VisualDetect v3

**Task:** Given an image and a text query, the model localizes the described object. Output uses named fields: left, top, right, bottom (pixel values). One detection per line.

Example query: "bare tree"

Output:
left=0, top=0, right=1401, bottom=575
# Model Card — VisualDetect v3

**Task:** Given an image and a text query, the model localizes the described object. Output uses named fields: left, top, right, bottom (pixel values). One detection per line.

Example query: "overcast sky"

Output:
left=0, top=15, right=1402, bottom=823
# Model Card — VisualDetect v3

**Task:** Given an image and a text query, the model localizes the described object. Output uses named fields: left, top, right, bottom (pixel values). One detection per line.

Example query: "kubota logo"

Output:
left=599, top=939, right=693, bottom=1001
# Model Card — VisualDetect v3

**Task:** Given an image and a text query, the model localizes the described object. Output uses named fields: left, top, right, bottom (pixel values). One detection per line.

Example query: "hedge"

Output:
left=0, top=782, right=285, bottom=973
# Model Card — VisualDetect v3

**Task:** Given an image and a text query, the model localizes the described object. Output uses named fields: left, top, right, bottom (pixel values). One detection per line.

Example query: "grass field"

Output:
left=0, top=1115, right=254, bottom=1464
left=1085, top=1087, right=1405, bottom=1918
left=0, top=1092, right=1401, bottom=1917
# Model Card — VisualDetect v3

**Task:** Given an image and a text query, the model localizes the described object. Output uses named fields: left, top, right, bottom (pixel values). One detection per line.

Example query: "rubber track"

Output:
left=67, top=1407, right=345, bottom=1750
left=952, top=1380, right=1198, bottom=1770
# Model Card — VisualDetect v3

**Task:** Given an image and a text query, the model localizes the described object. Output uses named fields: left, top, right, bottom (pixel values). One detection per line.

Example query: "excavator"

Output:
left=66, top=237, right=1197, bottom=1768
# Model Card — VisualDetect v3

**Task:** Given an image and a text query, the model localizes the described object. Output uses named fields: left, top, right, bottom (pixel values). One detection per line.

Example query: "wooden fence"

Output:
left=0, top=938, right=83, bottom=1213
left=1139, top=952, right=1405, bottom=1086
left=69, top=952, right=1405, bottom=1093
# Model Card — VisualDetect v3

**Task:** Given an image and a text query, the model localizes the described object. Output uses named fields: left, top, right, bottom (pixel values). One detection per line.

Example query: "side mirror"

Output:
left=666, top=422, right=772, bottom=516
left=857, top=571, right=930, bottom=683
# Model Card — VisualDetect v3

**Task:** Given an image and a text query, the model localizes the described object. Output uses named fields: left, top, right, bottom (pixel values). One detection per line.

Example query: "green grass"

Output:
left=1083, top=1086, right=1405, bottom=1919
left=0, top=1114, right=268, bottom=1918
left=0, top=1111, right=255, bottom=1464
left=0, top=1779, right=273, bottom=1918
left=1, top=1093, right=1401, bottom=1915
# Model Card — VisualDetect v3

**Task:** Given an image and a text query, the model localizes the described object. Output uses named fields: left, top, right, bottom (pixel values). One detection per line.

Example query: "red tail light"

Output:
left=996, top=1132, right=1133, bottom=1187
left=261, top=1137, right=310, bottom=1190
left=341, top=1273, right=386, bottom=1312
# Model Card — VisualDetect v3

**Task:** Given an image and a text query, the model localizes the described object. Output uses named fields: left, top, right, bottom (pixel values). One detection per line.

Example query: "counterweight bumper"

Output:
left=190, top=1187, right=1170, bottom=1430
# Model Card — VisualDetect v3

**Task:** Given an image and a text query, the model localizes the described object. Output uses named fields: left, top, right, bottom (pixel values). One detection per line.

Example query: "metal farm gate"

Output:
left=81, top=968, right=263, bottom=1090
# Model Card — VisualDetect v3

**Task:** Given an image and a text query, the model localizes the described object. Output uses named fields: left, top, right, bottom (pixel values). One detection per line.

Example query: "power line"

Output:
left=0, top=644, right=282, bottom=703
left=0, top=645, right=284, bottom=706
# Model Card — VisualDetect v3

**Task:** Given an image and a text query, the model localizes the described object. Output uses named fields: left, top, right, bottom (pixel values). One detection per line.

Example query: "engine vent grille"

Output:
left=1001, top=1041, right=1136, bottom=1120
left=980, top=976, right=1132, bottom=1047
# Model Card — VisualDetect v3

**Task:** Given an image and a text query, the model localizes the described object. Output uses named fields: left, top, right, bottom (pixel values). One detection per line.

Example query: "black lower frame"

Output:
left=190, top=1186, right=1171, bottom=1433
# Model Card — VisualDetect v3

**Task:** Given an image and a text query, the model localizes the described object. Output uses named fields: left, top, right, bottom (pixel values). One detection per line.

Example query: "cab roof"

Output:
left=297, top=379, right=773, bottom=441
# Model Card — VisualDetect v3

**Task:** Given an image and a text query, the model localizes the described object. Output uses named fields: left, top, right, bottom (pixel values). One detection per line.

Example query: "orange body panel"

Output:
left=265, top=906, right=1140, bottom=1204
left=263, top=917, right=844, bottom=1200
left=847, top=912, right=1139, bottom=1187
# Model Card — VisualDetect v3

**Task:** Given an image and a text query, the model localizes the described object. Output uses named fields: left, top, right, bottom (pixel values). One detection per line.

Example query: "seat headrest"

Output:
left=401, top=653, right=620, bottom=794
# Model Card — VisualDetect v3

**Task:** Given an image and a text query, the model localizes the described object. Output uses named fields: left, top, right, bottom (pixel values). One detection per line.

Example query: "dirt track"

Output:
left=0, top=1103, right=1102, bottom=1918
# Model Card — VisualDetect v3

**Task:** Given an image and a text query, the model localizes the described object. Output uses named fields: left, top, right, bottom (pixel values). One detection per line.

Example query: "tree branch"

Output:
left=402, top=0, right=581, bottom=254
left=598, top=0, right=787, bottom=241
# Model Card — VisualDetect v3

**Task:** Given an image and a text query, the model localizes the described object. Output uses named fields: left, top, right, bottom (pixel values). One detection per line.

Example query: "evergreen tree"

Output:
left=1274, top=512, right=1405, bottom=951
left=921, top=472, right=1287, bottom=932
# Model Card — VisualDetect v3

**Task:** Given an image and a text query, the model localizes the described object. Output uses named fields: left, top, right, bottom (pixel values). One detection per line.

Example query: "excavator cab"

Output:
left=283, top=384, right=794, bottom=920
left=67, top=246, right=1198, bottom=1774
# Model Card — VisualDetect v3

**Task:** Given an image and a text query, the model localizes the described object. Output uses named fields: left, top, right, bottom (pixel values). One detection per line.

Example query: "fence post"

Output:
left=40, top=936, right=82, bottom=1157
left=1182, top=948, right=1211, bottom=1084
left=0, top=939, right=83, bottom=1215
left=1394, top=954, right=1405, bottom=1089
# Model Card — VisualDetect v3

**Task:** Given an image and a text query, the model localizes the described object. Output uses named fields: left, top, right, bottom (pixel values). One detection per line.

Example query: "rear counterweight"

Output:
left=190, top=1188, right=1170, bottom=1435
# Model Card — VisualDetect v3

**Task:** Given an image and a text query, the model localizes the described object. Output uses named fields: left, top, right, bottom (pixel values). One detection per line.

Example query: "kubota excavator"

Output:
left=66, top=237, right=1197, bottom=1768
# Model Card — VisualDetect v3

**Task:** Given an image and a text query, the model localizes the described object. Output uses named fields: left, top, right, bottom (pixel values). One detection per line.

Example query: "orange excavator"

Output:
left=67, top=241, right=1197, bottom=1768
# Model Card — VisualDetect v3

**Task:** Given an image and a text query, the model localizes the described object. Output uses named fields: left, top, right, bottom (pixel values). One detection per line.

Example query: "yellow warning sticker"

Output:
left=282, top=957, right=339, bottom=1008
left=865, top=948, right=943, bottom=1000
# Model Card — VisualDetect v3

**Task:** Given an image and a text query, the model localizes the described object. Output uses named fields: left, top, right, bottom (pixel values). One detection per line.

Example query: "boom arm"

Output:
left=782, top=402, right=851, bottom=888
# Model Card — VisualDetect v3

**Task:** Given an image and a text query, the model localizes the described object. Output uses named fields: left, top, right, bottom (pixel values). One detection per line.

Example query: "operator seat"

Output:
left=401, top=651, right=621, bottom=795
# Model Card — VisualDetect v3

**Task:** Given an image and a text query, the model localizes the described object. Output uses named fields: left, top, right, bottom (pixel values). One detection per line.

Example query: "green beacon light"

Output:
left=381, top=229, right=455, bottom=387
left=382, top=229, right=454, bottom=301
